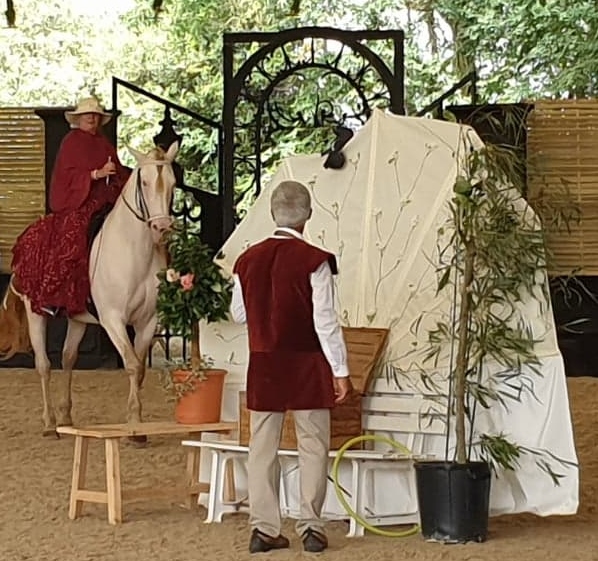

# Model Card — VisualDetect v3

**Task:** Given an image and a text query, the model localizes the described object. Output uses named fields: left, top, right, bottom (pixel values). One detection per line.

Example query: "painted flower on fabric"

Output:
left=166, top=268, right=180, bottom=283
left=180, top=273, right=195, bottom=291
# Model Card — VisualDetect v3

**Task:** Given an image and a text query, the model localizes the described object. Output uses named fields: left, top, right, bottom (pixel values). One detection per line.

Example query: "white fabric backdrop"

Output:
left=200, top=110, right=579, bottom=519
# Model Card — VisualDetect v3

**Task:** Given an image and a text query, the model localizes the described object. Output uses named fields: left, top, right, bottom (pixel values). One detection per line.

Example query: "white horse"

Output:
left=0, top=141, right=178, bottom=435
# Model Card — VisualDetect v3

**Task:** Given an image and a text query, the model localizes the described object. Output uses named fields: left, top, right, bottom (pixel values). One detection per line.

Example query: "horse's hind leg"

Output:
left=56, top=319, right=87, bottom=427
left=24, top=303, right=55, bottom=436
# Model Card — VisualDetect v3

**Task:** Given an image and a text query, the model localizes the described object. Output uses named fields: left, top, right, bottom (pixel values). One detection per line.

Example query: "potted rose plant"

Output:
left=156, top=219, right=233, bottom=424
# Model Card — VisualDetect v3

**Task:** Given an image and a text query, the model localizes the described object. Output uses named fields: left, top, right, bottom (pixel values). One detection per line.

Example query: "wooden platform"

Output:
left=56, top=421, right=236, bottom=524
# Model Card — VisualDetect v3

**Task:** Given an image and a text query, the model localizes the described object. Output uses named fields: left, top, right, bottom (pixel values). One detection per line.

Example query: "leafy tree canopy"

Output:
left=1, top=0, right=597, bottom=182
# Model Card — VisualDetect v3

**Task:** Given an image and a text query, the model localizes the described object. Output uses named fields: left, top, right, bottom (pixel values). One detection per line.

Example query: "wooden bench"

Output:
left=56, top=421, right=236, bottom=524
left=182, top=378, right=445, bottom=537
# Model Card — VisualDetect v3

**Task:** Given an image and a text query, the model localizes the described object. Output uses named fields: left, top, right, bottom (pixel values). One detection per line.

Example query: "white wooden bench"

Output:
left=182, top=378, right=445, bottom=537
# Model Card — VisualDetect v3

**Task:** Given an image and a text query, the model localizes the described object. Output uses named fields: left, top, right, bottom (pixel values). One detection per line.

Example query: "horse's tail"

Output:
left=0, top=276, right=31, bottom=360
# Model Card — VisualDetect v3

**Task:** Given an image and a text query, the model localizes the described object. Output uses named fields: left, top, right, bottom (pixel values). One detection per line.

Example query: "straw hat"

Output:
left=64, top=97, right=112, bottom=127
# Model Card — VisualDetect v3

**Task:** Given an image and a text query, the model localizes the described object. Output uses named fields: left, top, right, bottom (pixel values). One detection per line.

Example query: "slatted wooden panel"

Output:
left=0, top=109, right=45, bottom=274
left=527, top=100, right=598, bottom=275
left=238, top=326, right=389, bottom=450
left=341, top=327, right=389, bottom=393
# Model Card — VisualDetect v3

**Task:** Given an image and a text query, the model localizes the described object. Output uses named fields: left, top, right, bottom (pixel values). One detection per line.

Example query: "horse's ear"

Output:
left=128, top=146, right=146, bottom=164
left=165, top=141, right=179, bottom=162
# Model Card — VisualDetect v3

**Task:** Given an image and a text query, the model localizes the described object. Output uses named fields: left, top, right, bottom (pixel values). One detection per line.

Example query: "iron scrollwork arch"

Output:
left=222, top=27, right=405, bottom=238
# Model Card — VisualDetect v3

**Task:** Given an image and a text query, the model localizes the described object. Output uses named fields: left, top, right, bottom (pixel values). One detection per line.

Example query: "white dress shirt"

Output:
left=230, top=227, right=349, bottom=378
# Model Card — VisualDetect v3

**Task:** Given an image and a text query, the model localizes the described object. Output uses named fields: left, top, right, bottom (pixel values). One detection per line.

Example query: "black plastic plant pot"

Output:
left=414, top=460, right=491, bottom=543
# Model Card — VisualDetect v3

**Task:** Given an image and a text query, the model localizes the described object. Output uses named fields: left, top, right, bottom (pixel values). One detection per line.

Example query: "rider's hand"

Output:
left=99, top=159, right=116, bottom=178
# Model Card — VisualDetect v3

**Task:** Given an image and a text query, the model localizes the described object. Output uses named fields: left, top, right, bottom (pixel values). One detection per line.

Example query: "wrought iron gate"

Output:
left=221, top=27, right=405, bottom=240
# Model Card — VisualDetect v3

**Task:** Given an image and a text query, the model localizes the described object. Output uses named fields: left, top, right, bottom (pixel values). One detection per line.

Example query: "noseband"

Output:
left=120, top=160, right=172, bottom=225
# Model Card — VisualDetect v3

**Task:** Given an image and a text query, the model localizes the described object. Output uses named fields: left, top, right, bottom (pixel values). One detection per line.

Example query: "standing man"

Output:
left=231, top=180, right=353, bottom=554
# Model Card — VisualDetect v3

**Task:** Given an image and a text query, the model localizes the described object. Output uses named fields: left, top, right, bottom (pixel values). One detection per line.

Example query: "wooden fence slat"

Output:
left=528, top=100, right=598, bottom=275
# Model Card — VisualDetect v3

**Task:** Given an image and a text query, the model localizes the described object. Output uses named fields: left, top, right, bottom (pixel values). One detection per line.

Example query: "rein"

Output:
left=120, top=160, right=172, bottom=224
left=2, top=276, right=23, bottom=310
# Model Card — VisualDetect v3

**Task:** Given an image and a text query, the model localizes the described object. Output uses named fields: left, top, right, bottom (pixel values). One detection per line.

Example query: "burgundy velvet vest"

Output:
left=233, top=236, right=338, bottom=411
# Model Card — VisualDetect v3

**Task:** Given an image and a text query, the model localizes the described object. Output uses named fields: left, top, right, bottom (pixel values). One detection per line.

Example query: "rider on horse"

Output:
left=11, top=96, right=131, bottom=317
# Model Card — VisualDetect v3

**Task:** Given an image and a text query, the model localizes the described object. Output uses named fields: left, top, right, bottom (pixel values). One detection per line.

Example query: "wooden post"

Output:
left=185, top=446, right=201, bottom=508
left=224, top=460, right=236, bottom=503
left=105, top=438, right=122, bottom=524
left=68, top=435, right=89, bottom=519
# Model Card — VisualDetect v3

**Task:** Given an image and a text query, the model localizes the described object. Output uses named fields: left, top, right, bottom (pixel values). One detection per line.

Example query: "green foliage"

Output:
left=478, top=433, right=577, bottom=486
left=5, top=0, right=598, bottom=194
left=158, top=355, right=215, bottom=400
left=156, top=221, right=232, bottom=340
left=156, top=219, right=232, bottom=396
left=429, top=0, right=598, bottom=99
left=0, top=0, right=132, bottom=106
left=443, top=139, right=547, bottom=467
left=417, top=123, right=576, bottom=479
left=5, top=0, right=598, bottom=112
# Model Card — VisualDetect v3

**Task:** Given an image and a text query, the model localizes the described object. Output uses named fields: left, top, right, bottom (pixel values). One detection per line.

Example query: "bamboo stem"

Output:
left=454, top=240, right=475, bottom=464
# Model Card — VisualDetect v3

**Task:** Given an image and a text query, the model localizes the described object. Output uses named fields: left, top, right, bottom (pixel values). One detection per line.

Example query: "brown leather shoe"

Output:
left=249, top=528, right=290, bottom=554
left=302, top=528, right=328, bottom=553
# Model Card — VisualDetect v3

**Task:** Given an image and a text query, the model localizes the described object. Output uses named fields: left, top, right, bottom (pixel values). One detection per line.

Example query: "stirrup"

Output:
left=41, top=306, right=60, bottom=317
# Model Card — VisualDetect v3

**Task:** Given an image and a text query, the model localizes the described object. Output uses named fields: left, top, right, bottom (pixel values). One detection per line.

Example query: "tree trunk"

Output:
left=190, top=321, right=201, bottom=373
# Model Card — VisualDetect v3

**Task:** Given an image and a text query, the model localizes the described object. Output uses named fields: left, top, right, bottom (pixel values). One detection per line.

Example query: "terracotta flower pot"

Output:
left=171, top=368, right=227, bottom=424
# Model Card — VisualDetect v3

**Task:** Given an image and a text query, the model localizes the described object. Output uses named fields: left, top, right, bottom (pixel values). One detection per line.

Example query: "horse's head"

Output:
left=126, top=141, right=179, bottom=245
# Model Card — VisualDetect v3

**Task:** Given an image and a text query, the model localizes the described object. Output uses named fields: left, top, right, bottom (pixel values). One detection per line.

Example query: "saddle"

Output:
left=85, top=203, right=114, bottom=319
left=87, top=203, right=113, bottom=250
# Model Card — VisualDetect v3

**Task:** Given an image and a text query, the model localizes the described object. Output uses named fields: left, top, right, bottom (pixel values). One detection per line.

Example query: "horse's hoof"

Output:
left=42, top=428, right=59, bottom=438
left=127, top=435, right=148, bottom=448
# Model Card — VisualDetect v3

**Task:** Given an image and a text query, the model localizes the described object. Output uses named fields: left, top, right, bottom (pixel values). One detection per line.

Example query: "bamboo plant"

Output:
left=417, top=121, right=576, bottom=479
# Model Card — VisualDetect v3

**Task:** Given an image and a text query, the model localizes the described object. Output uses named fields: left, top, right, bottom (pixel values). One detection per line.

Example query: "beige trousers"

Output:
left=248, top=408, right=330, bottom=537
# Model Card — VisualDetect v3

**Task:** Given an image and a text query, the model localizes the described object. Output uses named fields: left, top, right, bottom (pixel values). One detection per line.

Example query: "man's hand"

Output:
left=333, top=376, right=353, bottom=404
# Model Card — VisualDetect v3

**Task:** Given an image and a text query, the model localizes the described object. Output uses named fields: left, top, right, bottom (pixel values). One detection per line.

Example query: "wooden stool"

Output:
left=56, top=421, right=236, bottom=524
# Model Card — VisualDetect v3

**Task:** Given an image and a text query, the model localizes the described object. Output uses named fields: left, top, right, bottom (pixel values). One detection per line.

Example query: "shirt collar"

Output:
left=272, top=226, right=304, bottom=240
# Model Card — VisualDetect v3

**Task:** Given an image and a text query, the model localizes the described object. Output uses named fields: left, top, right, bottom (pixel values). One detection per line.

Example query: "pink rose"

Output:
left=180, top=273, right=195, bottom=291
left=166, top=268, right=180, bottom=283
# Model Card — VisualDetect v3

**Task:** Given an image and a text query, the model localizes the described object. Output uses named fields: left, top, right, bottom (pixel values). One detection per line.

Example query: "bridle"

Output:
left=120, top=160, right=173, bottom=224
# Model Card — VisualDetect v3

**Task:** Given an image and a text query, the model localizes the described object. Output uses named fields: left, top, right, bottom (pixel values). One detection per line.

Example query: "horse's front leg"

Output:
left=24, top=304, right=55, bottom=436
left=133, top=315, right=159, bottom=390
left=56, top=319, right=87, bottom=426
left=100, top=315, right=144, bottom=424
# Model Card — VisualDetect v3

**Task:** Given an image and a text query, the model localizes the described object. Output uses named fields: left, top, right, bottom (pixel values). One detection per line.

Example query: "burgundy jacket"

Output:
left=233, top=237, right=338, bottom=411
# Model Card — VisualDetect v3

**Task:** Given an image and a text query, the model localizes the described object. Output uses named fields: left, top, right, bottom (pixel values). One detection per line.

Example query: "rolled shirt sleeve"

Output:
left=311, top=260, right=349, bottom=377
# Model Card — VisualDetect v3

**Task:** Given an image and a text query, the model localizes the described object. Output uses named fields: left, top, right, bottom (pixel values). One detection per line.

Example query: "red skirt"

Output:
left=11, top=192, right=111, bottom=316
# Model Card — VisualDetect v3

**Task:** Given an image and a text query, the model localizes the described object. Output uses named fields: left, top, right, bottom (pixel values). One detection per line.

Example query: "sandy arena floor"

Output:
left=0, top=368, right=595, bottom=561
